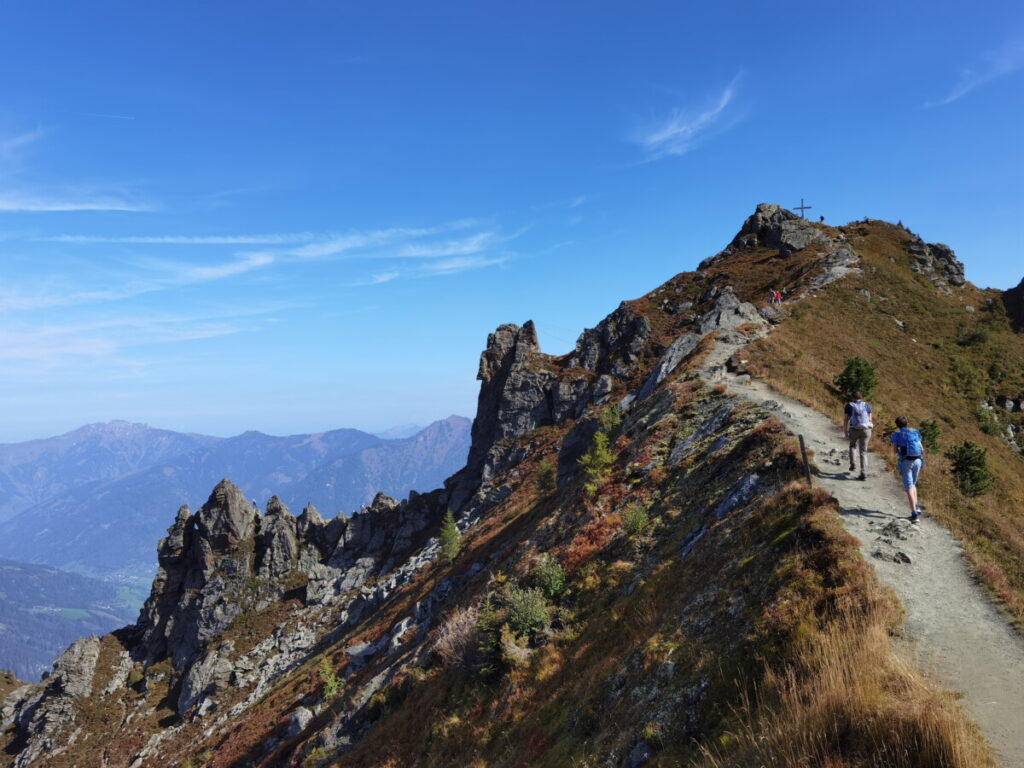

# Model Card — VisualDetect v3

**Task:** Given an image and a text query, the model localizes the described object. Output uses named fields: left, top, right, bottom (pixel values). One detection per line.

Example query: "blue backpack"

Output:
left=894, top=428, right=924, bottom=459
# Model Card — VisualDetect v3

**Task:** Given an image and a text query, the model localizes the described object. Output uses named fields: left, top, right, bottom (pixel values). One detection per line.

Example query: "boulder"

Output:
left=697, top=287, right=766, bottom=334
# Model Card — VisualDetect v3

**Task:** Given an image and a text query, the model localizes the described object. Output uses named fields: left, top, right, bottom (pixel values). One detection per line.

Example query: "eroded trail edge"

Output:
left=702, top=336, right=1024, bottom=768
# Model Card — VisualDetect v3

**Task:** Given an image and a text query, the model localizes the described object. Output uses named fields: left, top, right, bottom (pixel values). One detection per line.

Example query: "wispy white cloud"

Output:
left=0, top=190, right=155, bottom=212
left=0, top=309, right=267, bottom=374
left=353, top=270, right=401, bottom=286
left=180, top=253, right=275, bottom=281
left=635, top=74, right=741, bottom=160
left=0, top=128, right=47, bottom=160
left=395, top=231, right=496, bottom=259
left=40, top=233, right=319, bottom=245
left=8, top=218, right=510, bottom=311
left=930, top=35, right=1024, bottom=106
left=0, top=253, right=277, bottom=312
left=418, top=254, right=508, bottom=276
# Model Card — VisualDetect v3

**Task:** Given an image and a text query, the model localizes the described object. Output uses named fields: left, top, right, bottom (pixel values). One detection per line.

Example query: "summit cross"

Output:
left=795, top=198, right=813, bottom=219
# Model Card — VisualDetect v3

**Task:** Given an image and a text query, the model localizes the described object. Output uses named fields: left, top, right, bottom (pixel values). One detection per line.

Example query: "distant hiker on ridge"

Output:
left=843, top=390, right=873, bottom=481
left=890, top=416, right=926, bottom=522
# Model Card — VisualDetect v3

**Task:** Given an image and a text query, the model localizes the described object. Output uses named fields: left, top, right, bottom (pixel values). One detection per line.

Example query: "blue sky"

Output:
left=1, top=1, right=1022, bottom=442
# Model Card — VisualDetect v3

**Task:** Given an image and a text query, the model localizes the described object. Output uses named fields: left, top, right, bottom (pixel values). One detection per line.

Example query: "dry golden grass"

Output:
left=695, top=613, right=995, bottom=768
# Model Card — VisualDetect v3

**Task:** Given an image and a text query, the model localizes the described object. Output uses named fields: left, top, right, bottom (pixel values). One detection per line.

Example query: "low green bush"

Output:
left=529, top=557, right=566, bottom=601
left=622, top=504, right=650, bottom=537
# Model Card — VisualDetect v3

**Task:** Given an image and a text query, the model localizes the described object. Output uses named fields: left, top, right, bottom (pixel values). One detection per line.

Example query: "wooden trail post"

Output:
left=798, top=434, right=813, bottom=488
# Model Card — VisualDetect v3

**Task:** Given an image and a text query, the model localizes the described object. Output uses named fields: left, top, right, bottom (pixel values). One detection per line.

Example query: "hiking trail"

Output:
left=700, top=331, right=1024, bottom=768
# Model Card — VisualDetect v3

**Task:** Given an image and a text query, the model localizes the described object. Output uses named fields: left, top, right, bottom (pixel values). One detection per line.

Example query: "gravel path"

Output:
left=701, top=335, right=1024, bottom=768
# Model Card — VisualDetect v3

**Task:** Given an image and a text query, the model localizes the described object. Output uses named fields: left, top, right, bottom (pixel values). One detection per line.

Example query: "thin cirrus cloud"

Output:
left=418, top=254, right=508, bottom=276
left=0, top=191, right=155, bottom=212
left=0, top=253, right=277, bottom=312
left=0, top=128, right=48, bottom=161
left=41, top=233, right=320, bottom=245
left=15, top=219, right=510, bottom=314
left=0, top=312, right=252, bottom=370
left=635, top=74, right=742, bottom=160
left=930, top=34, right=1024, bottom=106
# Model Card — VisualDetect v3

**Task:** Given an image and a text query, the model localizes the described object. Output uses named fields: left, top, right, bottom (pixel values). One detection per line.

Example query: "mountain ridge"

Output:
left=2, top=203, right=1019, bottom=767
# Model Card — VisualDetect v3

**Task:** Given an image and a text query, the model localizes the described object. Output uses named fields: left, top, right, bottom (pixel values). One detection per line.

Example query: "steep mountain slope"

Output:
left=1, top=205, right=1011, bottom=768
left=0, top=422, right=219, bottom=523
left=0, top=419, right=470, bottom=584
left=0, top=558, right=136, bottom=682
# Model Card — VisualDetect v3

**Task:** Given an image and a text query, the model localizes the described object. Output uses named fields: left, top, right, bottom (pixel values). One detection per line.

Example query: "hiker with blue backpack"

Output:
left=890, top=416, right=926, bottom=522
left=843, top=391, right=873, bottom=481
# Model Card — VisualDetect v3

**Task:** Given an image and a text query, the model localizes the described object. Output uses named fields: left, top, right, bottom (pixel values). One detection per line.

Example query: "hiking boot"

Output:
left=910, top=511, right=921, bottom=523
left=848, top=463, right=855, bottom=472
left=858, top=472, right=866, bottom=481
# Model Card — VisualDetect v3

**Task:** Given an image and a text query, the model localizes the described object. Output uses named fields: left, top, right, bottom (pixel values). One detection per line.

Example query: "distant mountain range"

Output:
left=0, top=557, right=137, bottom=682
left=0, top=416, right=470, bottom=586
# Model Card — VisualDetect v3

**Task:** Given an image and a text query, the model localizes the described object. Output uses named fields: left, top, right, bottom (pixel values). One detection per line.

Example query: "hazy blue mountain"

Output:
left=373, top=423, right=423, bottom=440
left=0, top=417, right=471, bottom=587
left=0, top=557, right=137, bottom=682
left=290, top=415, right=471, bottom=514
left=0, top=421, right=220, bottom=523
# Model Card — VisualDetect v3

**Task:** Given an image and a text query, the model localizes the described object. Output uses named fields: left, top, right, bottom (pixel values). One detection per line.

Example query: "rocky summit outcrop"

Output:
left=699, top=203, right=862, bottom=295
left=906, top=237, right=966, bottom=290
left=731, top=202, right=831, bottom=257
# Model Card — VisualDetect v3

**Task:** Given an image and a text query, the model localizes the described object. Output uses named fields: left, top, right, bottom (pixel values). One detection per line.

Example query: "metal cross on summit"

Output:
left=794, top=198, right=812, bottom=219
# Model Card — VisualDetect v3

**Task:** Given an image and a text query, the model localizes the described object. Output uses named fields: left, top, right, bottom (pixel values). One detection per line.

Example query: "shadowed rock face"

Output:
left=446, top=308, right=652, bottom=512
left=1004, top=277, right=1024, bottom=332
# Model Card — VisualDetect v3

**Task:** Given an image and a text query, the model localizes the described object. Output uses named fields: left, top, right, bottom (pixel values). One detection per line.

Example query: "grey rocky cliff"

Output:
left=564, top=303, right=652, bottom=378
left=907, top=238, right=966, bottom=290
left=130, top=478, right=445, bottom=675
left=3, top=636, right=101, bottom=768
left=447, top=309, right=651, bottom=511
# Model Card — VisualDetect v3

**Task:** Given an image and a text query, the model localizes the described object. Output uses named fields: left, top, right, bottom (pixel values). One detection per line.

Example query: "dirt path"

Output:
left=701, top=335, right=1024, bottom=768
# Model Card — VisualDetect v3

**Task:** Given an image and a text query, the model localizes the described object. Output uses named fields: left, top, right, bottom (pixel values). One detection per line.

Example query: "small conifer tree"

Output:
left=919, top=418, right=941, bottom=452
left=536, top=456, right=556, bottom=494
left=945, top=441, right=993, bottom=496
left=579, top=430, right=614, bottom=494
left=439, top=510, right=461, bottom=562
left=833, top=356, right=878, bottom=402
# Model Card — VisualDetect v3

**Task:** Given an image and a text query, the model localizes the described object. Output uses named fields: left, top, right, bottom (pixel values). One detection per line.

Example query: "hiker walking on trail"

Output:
left=843, top=390, right=873, bottom=480
left=890, top=416, right=926, bottom=522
